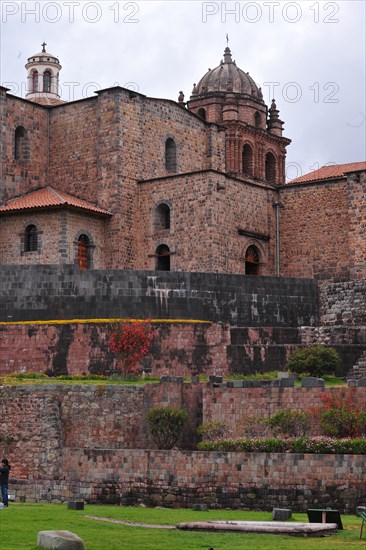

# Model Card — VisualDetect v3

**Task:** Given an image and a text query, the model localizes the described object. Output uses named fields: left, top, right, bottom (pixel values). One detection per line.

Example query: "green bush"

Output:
left=268, top=408, right=311, bottom=437
left=286, top=345, right=340, bottom=377
left=146, top=406, right=189, bottom=449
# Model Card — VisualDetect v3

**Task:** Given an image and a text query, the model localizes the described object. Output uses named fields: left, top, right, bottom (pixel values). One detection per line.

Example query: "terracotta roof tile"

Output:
left=0, top=187, right=112, bottom=217
left=287, top=161, right=366, bottom=185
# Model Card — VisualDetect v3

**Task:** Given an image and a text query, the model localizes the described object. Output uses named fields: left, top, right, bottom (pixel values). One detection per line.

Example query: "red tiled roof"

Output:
left=0, top=187, right=112, bottom=217
left=287, top=161, right=366, bottom=185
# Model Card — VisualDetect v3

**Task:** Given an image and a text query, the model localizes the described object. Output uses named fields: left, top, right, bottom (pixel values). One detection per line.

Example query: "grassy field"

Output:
left=0, top=373, right=347, bottom=386
left=0, top=504, right=363, bottom=549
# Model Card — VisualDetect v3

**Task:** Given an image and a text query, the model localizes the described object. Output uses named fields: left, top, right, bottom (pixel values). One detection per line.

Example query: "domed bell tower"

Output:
left=187, top=45, right=291, bottom=184
left=25, top=42, right=63, bottom=105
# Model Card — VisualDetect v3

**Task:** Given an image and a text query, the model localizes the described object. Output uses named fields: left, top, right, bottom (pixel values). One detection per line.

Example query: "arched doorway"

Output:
left=245, top=245, right=260, bottom=275
left=156, top=244, right=170, bottom=271
left=77, top=234, right=90, bottom=270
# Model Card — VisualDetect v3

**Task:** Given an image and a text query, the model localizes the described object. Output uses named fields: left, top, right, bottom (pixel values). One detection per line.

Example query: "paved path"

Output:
left=85, top=515, right=176, bottom=529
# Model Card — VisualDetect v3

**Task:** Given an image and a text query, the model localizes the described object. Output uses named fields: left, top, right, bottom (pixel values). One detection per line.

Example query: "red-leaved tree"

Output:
left=107, top=320, right=155, bottom=377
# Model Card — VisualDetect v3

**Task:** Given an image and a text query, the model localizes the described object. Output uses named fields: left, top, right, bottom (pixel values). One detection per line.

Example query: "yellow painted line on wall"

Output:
left=0, top=318, right=212, bottom=326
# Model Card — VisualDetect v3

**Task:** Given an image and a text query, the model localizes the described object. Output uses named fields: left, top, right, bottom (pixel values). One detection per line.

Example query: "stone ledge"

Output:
left=176, top=520, right=338, bottom=537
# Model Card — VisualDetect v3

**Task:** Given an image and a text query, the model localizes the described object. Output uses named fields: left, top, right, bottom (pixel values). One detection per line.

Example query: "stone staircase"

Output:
left=346, top=351, right=366, bottom=380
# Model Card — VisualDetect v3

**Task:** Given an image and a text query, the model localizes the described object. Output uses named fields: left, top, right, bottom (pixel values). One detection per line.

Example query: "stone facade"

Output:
left=280, top=172, right=366, bottom=281
left=2, top=46, right=364, bottom=279
left=0, top=210, right=107, bottom=267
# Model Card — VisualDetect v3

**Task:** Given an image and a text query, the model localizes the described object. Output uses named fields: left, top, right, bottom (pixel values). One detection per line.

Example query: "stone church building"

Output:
left=1, top=43, right=365, bottom=281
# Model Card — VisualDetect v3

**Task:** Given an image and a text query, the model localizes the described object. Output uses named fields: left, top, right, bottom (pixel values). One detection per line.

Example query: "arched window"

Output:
left=156, top=244, right=170, bottom=271
left=15, top=126, right=29, bottom=160
left=78, top=234, right=90, bottom=270
left=245, top=245, right=260, bottom=275
left=165, top=138, right=177, bottom=172
left=32, top=70, right=39, bottom=93
left=265, top=152, right=276, bottom=183
left=242, top=144, right=254, bottom=177
left=43, top=70, right=51, bottom=93
left=155, top=203, right=171, bottom=231
left=25, top=224, right=38, bottom=252
left=197, top=108, right=206, bottom=121
left=254, top=111, right=261, bottom=129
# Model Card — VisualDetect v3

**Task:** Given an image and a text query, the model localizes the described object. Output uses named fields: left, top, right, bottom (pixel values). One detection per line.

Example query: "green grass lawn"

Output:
left=0, top=504, right=363, bottom=549
left=0, top=372, right=347, bottom=387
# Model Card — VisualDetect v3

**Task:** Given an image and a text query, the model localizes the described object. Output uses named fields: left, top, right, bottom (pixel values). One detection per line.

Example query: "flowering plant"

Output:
left=107, top=320, right=155, bottom=377
left=316, top=390, right=366, bottom=438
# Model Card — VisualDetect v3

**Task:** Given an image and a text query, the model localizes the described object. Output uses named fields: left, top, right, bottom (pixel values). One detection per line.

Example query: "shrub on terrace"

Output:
left=197, top=437, right=366, bottom=454
left=197, top=422, right=228, bottom=442
left=268, top=408, right=311, bottom=437
left=316, top=391, right=366, bottom=438
left=146, top=406, right=189, bottom=450
left=286, top=345, right=340, bottom=377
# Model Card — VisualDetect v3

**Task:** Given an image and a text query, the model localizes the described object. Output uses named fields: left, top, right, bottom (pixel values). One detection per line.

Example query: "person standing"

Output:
left=0, top=458, right=11, bottom=507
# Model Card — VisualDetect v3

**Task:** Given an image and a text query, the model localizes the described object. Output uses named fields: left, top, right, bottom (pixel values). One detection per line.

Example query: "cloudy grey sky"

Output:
left=1, top=0, right=365, bottom=180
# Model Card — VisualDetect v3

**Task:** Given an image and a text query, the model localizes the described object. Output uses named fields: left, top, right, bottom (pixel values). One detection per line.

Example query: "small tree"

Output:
left=146, top=407, right=189, bottom=449
left=286, top=345, right=340, bottom=377
left=107, top=320, right=155, bottom=378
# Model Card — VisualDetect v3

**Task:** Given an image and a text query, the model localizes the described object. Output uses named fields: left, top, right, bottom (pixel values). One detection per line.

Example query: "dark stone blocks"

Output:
left=0, top=266, right=319, bottom=327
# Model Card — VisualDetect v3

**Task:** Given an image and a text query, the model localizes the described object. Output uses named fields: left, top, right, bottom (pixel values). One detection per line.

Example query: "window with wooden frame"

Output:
left=77, top=234, right=90, bottom=270
left=245, top=245, right=260, bottom=275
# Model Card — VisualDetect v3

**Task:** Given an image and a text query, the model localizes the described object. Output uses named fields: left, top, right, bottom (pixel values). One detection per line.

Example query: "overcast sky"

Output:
left=1, top=0, right=365, bottom=180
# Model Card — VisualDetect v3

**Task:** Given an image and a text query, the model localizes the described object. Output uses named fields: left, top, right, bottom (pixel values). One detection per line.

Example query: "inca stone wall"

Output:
left=0, top=266, right=318, bottom=324
left=319, top=280, right=366, bottom=325
left=203, top=386, right=366, bottom=438
left=0, top=266, right=319, bottom=376
left=1, top=266, right=366, bottom=376
left=1, top=384, right=365, bottom=512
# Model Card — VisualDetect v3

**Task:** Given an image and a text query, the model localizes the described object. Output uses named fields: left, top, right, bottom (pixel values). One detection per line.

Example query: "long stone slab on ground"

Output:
left=176, top=520, right=338, bottom=537
left=37, top=530, right=84, bottom=549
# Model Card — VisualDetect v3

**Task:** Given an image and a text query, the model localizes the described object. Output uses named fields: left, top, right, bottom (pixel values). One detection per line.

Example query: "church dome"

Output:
left=191, top=47, right=263, bottom=101
left=26, top=45, right=61, bottom=68
left=25, top=43, right=63, bottom=104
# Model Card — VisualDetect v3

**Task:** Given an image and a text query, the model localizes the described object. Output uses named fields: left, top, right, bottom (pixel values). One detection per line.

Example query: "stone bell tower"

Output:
left=187, top=45, right=291, bottom=184
left=25, top=42, right=63, bottom=105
